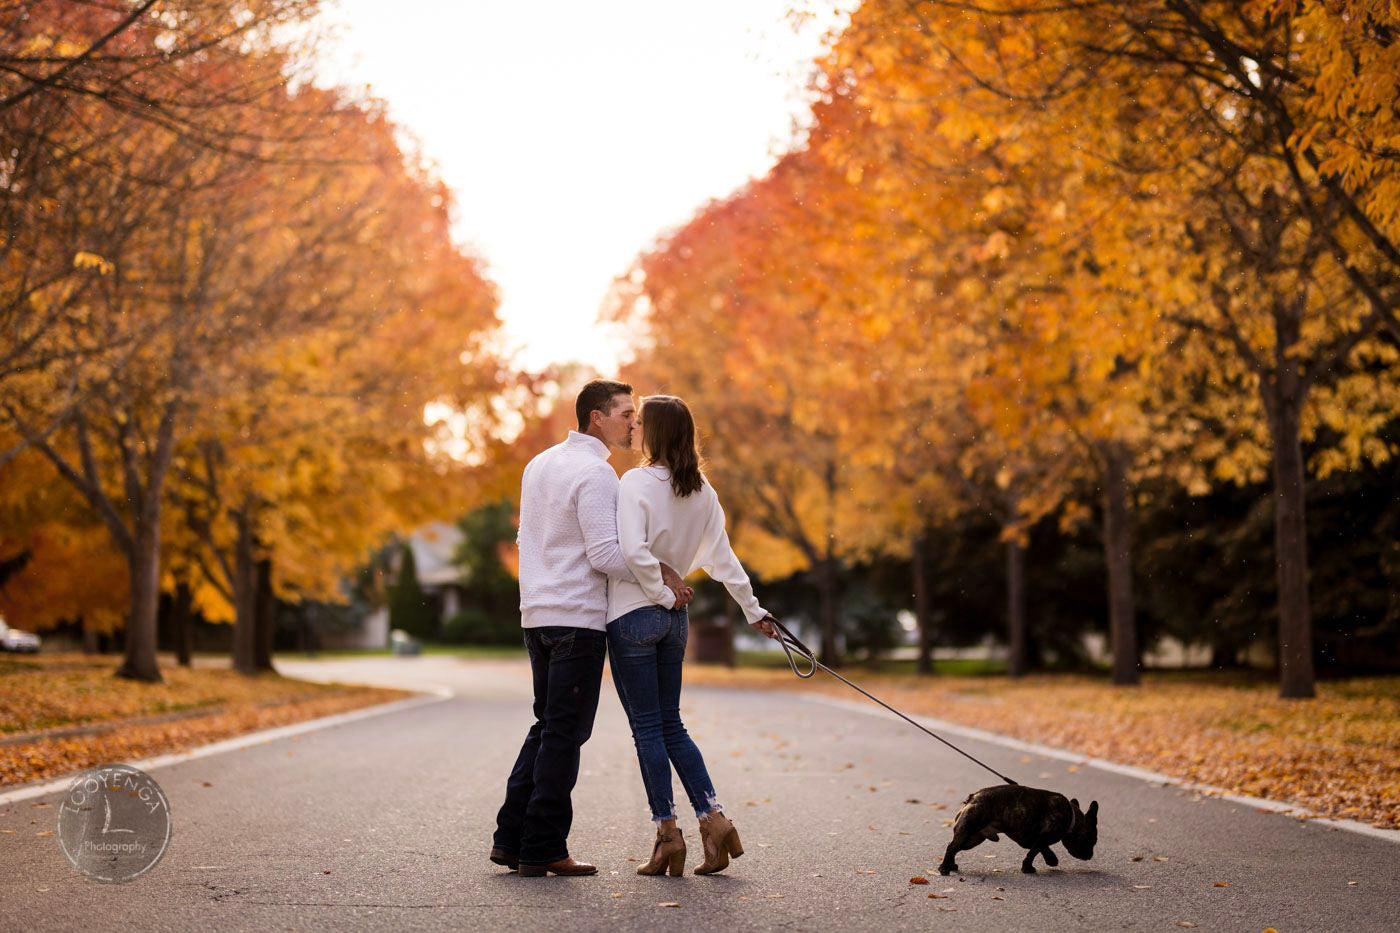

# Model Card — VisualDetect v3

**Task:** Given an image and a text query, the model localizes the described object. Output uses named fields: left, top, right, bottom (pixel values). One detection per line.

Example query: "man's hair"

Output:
left=575, top=379, right=633, bottom=432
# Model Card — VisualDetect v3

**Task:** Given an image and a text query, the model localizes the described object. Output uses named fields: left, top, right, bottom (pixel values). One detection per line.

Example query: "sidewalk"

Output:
left=0, top=653, right=409, bottom=788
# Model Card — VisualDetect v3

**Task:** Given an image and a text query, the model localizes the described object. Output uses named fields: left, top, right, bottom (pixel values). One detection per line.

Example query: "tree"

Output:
left=388, top=542, right=434, bottom=641
left=0, top=0, right=333, bottom=464
left=820, top=0, right=1400, bottom=697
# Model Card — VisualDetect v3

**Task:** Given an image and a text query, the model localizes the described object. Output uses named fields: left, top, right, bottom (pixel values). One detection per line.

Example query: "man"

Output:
left=490, top=379, right=692, bottom=878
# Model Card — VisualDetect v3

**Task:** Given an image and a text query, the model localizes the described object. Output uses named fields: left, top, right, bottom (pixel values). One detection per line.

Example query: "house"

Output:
left=318, top=522, right=468, bottom=651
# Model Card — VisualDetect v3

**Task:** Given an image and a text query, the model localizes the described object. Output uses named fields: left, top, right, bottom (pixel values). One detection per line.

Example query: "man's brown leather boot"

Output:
left=518, top=856, right=598, bottom=877
left=489, top=847, right=518, bottom=870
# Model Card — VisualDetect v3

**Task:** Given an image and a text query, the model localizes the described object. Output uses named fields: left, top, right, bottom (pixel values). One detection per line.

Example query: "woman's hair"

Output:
left=640, top=395, right=704, bottom=497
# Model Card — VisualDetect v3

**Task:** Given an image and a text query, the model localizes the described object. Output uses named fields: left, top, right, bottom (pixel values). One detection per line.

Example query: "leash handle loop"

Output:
left=771, top=618, right=818, bottom=679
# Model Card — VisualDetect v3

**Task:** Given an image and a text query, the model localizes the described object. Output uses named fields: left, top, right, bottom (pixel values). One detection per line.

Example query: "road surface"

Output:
left=2, top=655, right=1395, bottom=931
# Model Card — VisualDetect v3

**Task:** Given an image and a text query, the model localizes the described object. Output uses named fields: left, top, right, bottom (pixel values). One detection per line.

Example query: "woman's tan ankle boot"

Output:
left=637, top=823, right=686, bottom=877
left=694, top=810, right=743, bottom=875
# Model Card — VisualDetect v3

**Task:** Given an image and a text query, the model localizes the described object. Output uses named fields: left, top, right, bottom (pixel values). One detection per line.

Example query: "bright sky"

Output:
left=314, top=1, right=848, bottom=375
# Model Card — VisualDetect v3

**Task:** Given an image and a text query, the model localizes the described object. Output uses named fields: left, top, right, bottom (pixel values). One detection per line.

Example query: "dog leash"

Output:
left=767, top=618, right=1018, bottom=786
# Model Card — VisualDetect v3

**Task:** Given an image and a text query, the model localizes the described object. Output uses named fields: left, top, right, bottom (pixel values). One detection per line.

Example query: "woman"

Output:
left=607, top=394, right=777, bottom=877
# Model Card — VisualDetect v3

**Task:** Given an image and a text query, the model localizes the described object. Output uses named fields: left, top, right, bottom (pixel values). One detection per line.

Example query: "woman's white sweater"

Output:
left=608, top=465, right=768, bottom=625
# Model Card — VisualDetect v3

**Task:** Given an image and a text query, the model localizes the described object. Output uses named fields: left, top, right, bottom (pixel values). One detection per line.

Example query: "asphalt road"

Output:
left=2, top=655, right=1395, bottom=932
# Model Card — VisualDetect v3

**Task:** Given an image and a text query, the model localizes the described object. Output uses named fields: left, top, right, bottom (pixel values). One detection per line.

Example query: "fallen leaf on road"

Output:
left=1347, top=881, right=1358, bottom=886
left=31, top=802, right=50, bottom=808
left=992, top=895, right=1005, bottom=900
left=611, top=893, right=623, bottom=898
left=35, top=886, right=49, bottom=892
left=906, top=798, right=921, bottom=804
left=658, top=902, right=680, bottom=908
left=910, top=877, right=929, bottom=885
left=202, top=782, right=212, bottom=787
left=1153, top=856, right=1169, bottom=862
left=1133, top=885, right=1152, bottom=890
left=322, top=870, right=331, bottom=875
left=35, top=830, right=53, bottom=837
left=928, top=893, right=948, bottom=899
left=938, top=906, right=958, bottom=912
left=1130, top=856, right=1144, bottom=862
left=0, top=829, right=15, bottom=834
left=1067, top=766, right=1080, bottom=772
left=765, top=893, right=785, bottom=899
left=1176, top=922, right=1197, bottom=929
left=1213, top=881, right=1230, bottom=887
left=857, top=869, right=876, bottom=874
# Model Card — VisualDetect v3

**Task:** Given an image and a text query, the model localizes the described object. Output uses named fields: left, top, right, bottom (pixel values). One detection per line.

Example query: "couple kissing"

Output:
left=490, top=379, right=778, bottom=878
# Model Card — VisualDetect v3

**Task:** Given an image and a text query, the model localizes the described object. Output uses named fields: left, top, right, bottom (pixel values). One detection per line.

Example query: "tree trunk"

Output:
left=818, top=458, right=840, bottom=667
left=722, top=597, right=738, bottom=668
left=1006, top=536, right=1028, bottom=678
left=912, top=528, right=934, bottom=675
left=1210, top=644, right=1239, bottom=669
left=1102, top=446, right=1140, bottom=686
left=231, top=509, right=259, bottom=676
left=253, top=557, right=276, bottom=672
left=1268, top=391, right=1315, bottom=698
left=81, top=616, right=98, bottom=654
left=172, top=580, right=194, bottom=667
left=817, top=555, right=839, bottom=668
left=116, top=523, right=163, bottom=682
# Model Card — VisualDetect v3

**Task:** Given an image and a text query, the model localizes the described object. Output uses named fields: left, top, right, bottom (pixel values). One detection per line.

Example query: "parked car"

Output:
left=0, top=617, right=41, bottom=653
left=389, top=628, right=421, bottom=657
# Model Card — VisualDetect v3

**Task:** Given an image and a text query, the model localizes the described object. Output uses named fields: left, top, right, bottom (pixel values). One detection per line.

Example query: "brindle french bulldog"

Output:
left=939, top=784, right=1098, bottom=875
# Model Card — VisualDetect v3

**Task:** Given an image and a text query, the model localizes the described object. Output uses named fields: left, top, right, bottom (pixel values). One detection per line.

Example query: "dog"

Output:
left=938, top=784, right=1098, bottom=875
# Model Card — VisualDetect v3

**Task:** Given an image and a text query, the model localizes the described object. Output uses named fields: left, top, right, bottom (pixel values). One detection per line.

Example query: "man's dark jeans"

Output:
left=493, top=625, right=606, bottom=866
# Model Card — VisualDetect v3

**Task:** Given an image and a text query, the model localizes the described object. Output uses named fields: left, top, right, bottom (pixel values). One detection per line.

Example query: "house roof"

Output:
left=407, top=522, right=467, bottom=587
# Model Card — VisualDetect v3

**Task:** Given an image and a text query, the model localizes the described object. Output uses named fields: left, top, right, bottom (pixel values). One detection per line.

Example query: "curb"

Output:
left=793, top=691, right=1400, bottom=845
left=0, top=684, right=454, bottom=808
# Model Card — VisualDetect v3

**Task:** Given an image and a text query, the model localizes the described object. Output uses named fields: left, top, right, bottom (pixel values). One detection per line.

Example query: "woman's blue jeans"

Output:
left=606, top=606, right=721, bottom=822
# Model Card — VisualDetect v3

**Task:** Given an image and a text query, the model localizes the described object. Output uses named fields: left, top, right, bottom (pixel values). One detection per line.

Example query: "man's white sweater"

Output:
left=517, top=431, right=635, bottom=631
left=609, top=465, right=767, bottom=625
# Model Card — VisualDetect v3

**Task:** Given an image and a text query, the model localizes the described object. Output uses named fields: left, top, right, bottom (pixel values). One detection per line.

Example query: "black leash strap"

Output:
left=767, top=619, right=1018, bottom=786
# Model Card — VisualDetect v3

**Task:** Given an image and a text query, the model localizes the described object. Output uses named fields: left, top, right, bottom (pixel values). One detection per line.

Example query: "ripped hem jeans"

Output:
left=606, top=606, right=722, bottom=822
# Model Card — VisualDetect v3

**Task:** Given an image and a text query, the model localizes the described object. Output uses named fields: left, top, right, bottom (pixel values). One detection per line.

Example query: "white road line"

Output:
left=792, top=691, right=1400, bottom=845
left=0, top=684, right=454, bottom=808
